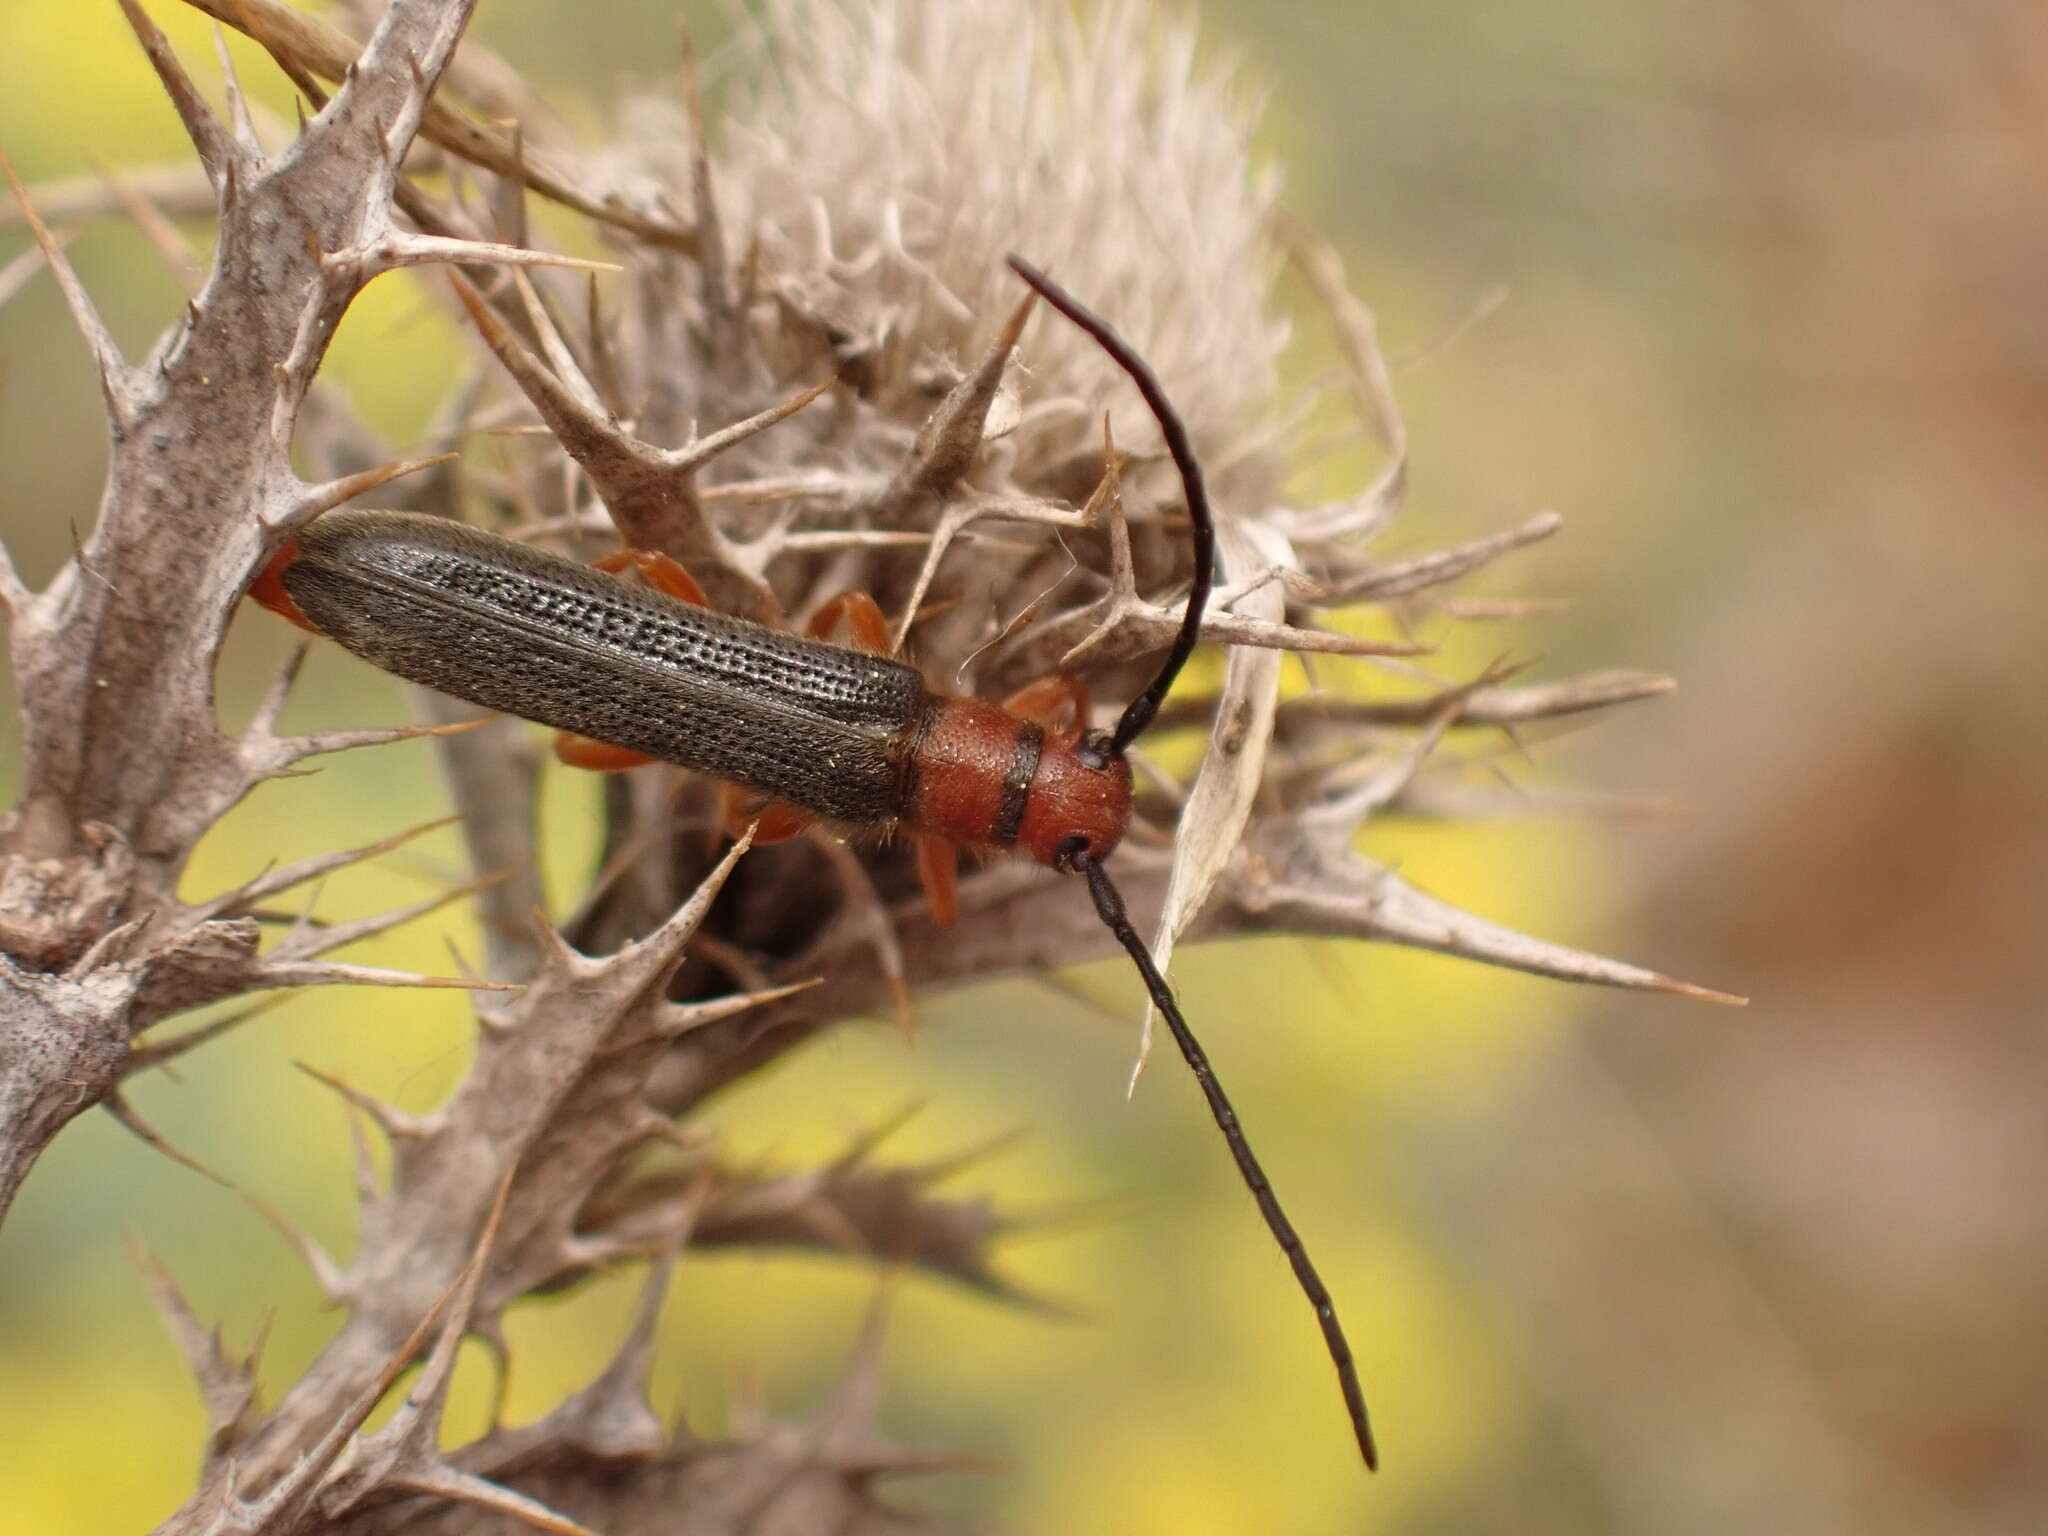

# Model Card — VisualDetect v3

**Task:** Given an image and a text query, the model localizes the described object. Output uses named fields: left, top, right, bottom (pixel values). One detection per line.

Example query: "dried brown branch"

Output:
left=0, top=0, right=484, bottom=1229
left=180, top=0, right=700, bottom=254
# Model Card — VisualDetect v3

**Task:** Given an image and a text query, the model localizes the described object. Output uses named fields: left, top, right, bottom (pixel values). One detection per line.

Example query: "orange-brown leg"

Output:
left=592, top=546, right=709, bottom=606
left=249, top=541, right=322, bottom=634
left=554, top=735, right=658, bottom=772
left=1002, top=673, right=1089, bottom=737
left=916, top=835, right=960, bottom=928
left=807, top=591, right=892, bottom=653
left=719, top=783, right=815, bottom=846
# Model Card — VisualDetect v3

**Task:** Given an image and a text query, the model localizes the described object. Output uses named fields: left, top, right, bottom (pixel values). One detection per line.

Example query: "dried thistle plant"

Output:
left=0, top=0, right=1735, bottom=1530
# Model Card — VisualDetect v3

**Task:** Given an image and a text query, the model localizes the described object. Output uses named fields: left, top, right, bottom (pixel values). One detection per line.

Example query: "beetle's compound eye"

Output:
left=1076, top=727, right=1116, bottom=774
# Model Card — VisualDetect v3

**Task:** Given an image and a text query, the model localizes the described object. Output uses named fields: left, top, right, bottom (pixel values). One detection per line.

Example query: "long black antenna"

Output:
left=1075, top=852, right=1379, bottom=1471
left=1004, top=256, right=1215, bottom=754
left=1008, top=254, right=1377, bottom=1471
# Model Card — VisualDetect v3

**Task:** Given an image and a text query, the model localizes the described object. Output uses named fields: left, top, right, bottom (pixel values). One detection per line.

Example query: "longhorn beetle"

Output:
left=253, top=257, right=1380, bottom=1470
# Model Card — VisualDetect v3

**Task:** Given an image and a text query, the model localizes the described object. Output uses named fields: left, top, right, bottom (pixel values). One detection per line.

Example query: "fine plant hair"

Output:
left=0, top=1, right=1739, bottom=1531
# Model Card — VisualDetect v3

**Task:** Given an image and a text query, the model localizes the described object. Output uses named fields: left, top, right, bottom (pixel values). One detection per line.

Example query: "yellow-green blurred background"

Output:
left=4, top=2, right=2043, bottom=1532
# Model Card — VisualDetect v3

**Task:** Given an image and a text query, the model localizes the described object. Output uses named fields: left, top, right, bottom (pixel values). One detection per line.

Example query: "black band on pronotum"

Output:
left=991, top=720, right=1045, bottom=847
left=898, top=695, right=938, bottom=813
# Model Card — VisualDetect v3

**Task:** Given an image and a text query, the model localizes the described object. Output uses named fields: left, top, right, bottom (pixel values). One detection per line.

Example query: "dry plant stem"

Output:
left=0, top=0, right=490, bottom=1226
left=184, top=0, right=699, bottom=253
left=0, top=161, right=223, bottom=231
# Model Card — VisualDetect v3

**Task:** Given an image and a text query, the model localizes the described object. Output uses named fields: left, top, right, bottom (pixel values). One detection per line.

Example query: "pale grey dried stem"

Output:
left=1154, top=667, right=1678, bottom=735
left=0, top=161, right=224, bottom=231
left=1319, top=509, right=1566, bottom=605
left=581, top=1132, right=1034, bottom=1307
left=0, top=0, right=489, bottom=1225
left=188, top=0, right=698, bottom=254
left=0, top=0, right=1735, bottom=1528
